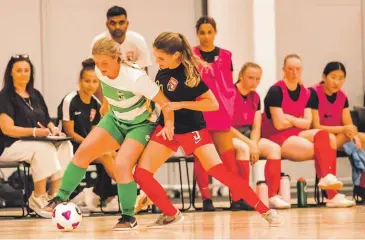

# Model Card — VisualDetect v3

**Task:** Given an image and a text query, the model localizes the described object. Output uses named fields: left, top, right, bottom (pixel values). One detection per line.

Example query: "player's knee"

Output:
left=233, top=138, right=249, bottom=152
left=233, top=138, right=250, bottom=159
left=267, top=143, right=281, bottom=159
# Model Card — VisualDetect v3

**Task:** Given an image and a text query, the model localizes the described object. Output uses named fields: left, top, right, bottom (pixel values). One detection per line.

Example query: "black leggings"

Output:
left=93, top=164, right=117, bottom=199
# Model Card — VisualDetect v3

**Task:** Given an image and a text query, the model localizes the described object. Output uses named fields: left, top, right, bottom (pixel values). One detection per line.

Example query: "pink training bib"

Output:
left=233, top=90, right=260, bottom=127
left=261, top=80, right=310, bottom=145
left=312, top=83, right=346, bottom=126
left=194, top=46, right=237, bottom=131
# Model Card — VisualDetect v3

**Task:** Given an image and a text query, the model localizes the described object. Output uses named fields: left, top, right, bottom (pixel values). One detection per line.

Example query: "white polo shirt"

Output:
left=91, top=30, right=152, bottom=68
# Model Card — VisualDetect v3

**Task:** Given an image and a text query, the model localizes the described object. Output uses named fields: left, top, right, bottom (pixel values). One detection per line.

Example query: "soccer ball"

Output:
left=52, top=202, right=82, bottom=231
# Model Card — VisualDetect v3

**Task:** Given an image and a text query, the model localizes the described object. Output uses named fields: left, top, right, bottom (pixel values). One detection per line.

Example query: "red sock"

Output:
left=134, top=168, right=177, bottom=216
left=220, top=149, right=240, bottom=200
left=208, top=163, right=269, bottom=214
left=326, top=190, right=338, bottom=199
left=313, top=131, right=336, bottom=178
left=193, top=155, right=211, bottom=200
left=360, top=173, right=365, bottom=188
left=237, top=160, right=250, bottom=184
left=265, top=159, right=281, bottom=198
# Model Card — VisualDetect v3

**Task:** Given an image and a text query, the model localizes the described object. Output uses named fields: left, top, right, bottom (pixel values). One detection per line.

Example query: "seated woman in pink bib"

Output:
left=310, top=62, right=364, bottom=206
left=231, top=62, right=288, bottom=209
left=261, top=54, right=355, bottom=208
left=310, top=61, right=365, bottom=149
left=192, top=16, right=241, bottom=211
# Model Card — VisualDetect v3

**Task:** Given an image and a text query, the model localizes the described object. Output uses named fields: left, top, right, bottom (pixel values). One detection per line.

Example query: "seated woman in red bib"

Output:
left=310, top=62, right=365, bottom=150
left=232, top=62, right=288, bottom=209
left=134, top=32, right=283, bottom=228
left=309, top=62, right=362, bottom=207
left=192, top=16, right=242, bottom=211
left=262, top=54, right=354, bottom=208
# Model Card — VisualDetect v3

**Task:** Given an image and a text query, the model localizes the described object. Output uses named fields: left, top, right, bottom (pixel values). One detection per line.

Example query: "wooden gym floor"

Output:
left=1, top=205, right=365, bottom=239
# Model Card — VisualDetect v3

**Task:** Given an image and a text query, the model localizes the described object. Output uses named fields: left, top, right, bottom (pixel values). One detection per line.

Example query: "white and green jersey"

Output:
left=95, top=64, right=160, bottom=124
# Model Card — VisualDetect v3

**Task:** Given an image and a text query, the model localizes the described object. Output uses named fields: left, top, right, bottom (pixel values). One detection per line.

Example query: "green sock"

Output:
left=117, top=181, right=137, bottom=217
left=56, top=162, right=87, bottom=201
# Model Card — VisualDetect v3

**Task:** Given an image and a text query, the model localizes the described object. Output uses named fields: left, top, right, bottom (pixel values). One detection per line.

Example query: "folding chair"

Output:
left=0, top=161, right=30, bottom=218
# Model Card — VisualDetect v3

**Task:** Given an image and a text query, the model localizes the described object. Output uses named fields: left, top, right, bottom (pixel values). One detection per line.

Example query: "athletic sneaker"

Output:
left=239, top=199, right=254, bottom=211
left=28, top=192, right=50, bottom=218
left=113, top=215, right=138, bottom=231
left=70, top=191, right=86, bottom=206
left=147, top=211, right=184, bottom=228
left=83, top=187, right=100, bottom=211
left=326, top=193, right=356, bottom=208
left=104, top=196, right=119, bottom=212
left=230, top=200, right=242, bottom=211
left=202, top=199, right=215, bottom=212
left=269, top=195, right=291, bottom=209
left=40, top=196, right=65, bottom=219
left=47, top=193, right=57, bottom=200
left=318, top=174, right=343, bottom=190
left=261, top=209, right=284, bottom=227
left=134, top=193, right=153, bottom=214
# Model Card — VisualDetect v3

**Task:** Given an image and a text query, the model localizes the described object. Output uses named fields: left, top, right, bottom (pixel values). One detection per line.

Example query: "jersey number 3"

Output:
left=192, top=131, right=202, bottom=144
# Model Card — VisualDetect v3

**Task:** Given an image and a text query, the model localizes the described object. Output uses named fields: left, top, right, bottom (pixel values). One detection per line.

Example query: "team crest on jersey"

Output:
left=90, top=109, right=96, bottom=122
left=167, top=77, right=178, bottom=91
left=126, top=51, right=136, bottom=61
left=118, top=91, right=125, bottom=100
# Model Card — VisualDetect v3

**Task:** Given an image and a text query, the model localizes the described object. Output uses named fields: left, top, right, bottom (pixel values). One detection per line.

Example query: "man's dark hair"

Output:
left=107, top=6, right=127, bottom=19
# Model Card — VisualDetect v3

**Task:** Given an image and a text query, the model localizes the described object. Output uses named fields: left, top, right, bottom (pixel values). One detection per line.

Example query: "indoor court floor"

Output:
left=1, top=206, right=364, bottom=239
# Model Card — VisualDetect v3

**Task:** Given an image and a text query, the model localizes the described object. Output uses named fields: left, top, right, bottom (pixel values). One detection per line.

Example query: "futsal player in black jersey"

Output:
left=58, top=59, right=117, bottom=211
left=134, top=32, right=283, bottom=228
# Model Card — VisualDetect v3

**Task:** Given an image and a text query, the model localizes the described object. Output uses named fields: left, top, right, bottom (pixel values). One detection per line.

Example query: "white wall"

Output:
left=276, top=0, right=363, bottom=107
left=0, top=0, right=43, bottom=91
left=208, top=0, right=254, bottom=82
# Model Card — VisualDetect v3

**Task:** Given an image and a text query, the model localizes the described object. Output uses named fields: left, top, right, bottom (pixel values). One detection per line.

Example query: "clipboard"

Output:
left=20, top=136, right=73, bottom=142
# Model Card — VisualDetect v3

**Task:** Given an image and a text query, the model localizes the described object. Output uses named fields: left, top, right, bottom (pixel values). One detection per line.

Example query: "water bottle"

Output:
left=297, top=177, right=308, bottom=208
left=256, top=181, right=269, bottom=206
left=0, top=198, right=5, bottom=208
left=279, top=173, right=291, bottom=203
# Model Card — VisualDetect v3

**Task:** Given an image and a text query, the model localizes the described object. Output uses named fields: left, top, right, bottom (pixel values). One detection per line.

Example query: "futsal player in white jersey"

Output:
left=92, top=6, right=155, bottom=212
left=42, top=37, right=173, bottom=230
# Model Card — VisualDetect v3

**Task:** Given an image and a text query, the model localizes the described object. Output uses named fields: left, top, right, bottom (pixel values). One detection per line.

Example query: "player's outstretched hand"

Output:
left=156, top=122, right=174, bottom=141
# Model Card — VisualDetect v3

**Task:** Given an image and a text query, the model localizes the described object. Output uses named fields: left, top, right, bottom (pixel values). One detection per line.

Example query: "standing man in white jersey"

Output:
left=90, top=6, right=154, bottom=213
left=91, top=6, right=152, bottom=71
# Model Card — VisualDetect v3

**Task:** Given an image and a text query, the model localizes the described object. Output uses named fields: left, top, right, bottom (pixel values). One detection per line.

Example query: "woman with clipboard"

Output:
left=0, top=55, right=73, bottom=217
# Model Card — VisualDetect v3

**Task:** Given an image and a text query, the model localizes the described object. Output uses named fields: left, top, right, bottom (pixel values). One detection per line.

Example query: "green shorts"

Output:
left=97, top=113, right=156, bottom=146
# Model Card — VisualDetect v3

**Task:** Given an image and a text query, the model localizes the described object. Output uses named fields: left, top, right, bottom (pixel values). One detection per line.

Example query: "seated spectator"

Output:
left=232, top=62, right=286, bottom=209
left=310, top=62, right=365, bottom=203
left=262, top=54, right=355, bottom=208
left=58, top=58, right=118, bottom=211
left=310, top=61, right=365, bottom=150
left=0, top=54, right=73, bottom=216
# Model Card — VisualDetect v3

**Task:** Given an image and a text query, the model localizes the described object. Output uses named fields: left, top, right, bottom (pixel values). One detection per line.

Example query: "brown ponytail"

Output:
left=153, top=32, right=201, bottom=88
